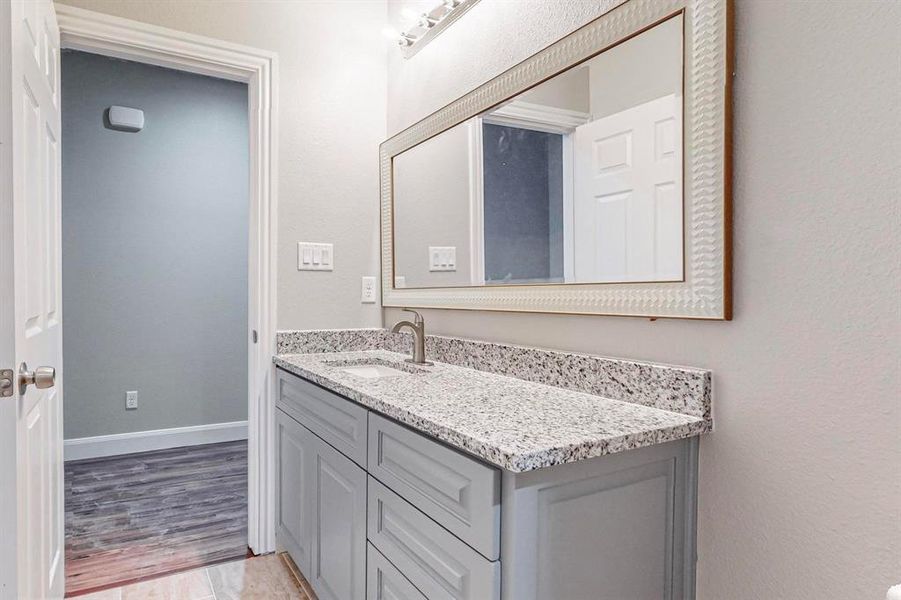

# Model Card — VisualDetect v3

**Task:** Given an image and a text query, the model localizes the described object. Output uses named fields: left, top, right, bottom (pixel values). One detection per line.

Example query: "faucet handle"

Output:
left=401, top=308, right=423, bottom=325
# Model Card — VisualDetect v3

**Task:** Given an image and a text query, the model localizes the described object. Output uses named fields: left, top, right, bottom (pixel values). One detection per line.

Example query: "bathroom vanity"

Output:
left=274, top=0, right=728, bottom=595
left=273, top=329, right=711, bottom=600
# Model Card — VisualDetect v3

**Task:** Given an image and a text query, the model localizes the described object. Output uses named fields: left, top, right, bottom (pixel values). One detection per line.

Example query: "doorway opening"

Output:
left=60, top=49, right=252, bottom=595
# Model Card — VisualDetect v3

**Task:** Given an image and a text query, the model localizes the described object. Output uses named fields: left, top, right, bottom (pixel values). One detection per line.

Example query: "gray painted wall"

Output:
left=61, top=50, right=248, bottom=439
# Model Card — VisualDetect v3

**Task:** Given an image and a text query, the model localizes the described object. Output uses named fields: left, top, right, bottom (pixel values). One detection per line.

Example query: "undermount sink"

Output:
left=339, top=364, right=410, bottom=379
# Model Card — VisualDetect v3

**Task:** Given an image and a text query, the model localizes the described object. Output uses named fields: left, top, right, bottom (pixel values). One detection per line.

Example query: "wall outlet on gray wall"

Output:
left=125, top=391, right=138, bottom=410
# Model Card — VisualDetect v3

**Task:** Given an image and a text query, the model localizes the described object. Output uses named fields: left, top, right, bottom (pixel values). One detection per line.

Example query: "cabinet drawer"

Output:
left=368, top=477, right=500, bottom=600
left=368, top=414, right=500, bottom=560
left=277, top=368, right=368, bottom=467
left=367, top=543, right=426, bottom=600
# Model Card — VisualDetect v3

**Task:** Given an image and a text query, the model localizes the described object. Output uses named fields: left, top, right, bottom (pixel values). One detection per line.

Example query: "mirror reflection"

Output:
left=393, top=14, right=683, bottom=289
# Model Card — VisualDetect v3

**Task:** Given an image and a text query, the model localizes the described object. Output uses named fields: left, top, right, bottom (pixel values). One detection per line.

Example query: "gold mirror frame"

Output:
left=380, top=0, right=732, bottom=320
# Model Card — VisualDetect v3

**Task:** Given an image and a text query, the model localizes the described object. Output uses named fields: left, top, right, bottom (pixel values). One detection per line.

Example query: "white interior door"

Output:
left=573, top=94, right=683, bottom=282
left=0, top=0, right=64, bottom=598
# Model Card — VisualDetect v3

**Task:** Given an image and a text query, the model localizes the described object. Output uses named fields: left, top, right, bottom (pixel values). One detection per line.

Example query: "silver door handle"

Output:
left=18, top=362, right=55, bottom=395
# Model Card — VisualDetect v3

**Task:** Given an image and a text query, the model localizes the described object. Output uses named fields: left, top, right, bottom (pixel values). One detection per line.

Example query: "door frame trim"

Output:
left=55, top=4, right=279, bottom=555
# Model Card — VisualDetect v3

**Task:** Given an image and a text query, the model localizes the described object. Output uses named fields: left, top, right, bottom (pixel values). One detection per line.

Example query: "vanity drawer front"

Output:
left=277, top=368, right=368, bottom=467
left=367, top=542, right=427, bottom=600
left=368, top=414, right=500, bottom=560
left=368, top=477, right=500, bottom=600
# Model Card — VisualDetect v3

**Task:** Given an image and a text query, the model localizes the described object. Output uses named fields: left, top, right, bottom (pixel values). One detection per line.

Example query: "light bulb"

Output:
left=381, top=26, right=400, bottom=41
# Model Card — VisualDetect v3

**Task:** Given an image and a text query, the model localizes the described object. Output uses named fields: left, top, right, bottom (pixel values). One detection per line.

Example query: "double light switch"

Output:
left=298, top=242, right=333, bottom=271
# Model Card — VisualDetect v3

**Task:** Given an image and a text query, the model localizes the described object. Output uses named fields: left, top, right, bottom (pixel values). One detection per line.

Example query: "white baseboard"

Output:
left=64, top=420, right=248, bottom=461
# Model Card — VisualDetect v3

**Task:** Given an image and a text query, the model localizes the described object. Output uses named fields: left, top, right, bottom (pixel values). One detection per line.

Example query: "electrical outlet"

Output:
left=125, top=390, right=138, bottom=410
left=361, top=276, right=377, bottom=303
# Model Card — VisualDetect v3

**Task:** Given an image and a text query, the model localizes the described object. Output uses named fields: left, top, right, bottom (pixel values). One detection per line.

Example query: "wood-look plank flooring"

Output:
left=65, top=441, right=248, bottom=597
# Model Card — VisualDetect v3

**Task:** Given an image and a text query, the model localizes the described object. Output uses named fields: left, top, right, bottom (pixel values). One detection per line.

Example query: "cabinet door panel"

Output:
left=276, top=410, right=314, bottom=574
left=311, top=434, right=367, bottom=600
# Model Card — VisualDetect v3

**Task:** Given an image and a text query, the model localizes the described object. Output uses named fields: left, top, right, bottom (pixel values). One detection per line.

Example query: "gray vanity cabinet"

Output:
left=276, top=367, right=699, bottom=600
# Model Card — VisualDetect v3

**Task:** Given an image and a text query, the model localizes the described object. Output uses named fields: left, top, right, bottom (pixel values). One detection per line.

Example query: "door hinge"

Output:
left=0, top=369, right=13, bottom=398
left=252, top=330, right=258, bottom=344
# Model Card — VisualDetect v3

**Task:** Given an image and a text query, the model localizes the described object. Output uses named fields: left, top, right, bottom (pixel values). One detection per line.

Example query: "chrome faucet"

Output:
left=391, top=309, right=432, bottom=365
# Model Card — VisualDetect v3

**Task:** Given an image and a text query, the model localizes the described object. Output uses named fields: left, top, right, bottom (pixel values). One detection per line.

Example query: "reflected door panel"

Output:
left=574, top=94, right=683, bottom=282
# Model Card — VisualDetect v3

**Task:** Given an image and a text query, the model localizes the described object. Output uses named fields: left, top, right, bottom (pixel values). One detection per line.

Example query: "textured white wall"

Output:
left=56, top=0, right=387, bottom=330
left=386, top=1, right=901, bottom=598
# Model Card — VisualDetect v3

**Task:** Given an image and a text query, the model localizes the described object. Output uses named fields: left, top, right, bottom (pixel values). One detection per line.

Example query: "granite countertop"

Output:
left=273, top=349, right=709, bottom=473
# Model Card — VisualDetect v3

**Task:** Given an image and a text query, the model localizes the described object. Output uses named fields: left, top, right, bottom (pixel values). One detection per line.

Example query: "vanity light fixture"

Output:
left=381, top=26, right=416, bottom=47
left=385, top=0, right=481, bottom=58
left=419, top=15, right=439, bottom=28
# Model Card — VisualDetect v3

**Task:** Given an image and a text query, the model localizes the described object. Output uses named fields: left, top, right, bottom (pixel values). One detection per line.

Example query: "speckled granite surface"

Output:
left=277, top=328, right=389, bottom=355
left=276, top=328, right=711, bottom=422
left=273, top=348, right=711, bottom=472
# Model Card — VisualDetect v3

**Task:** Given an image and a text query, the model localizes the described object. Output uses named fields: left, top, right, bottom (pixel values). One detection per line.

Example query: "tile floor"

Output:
left=74, top=554, right=316, bottom=600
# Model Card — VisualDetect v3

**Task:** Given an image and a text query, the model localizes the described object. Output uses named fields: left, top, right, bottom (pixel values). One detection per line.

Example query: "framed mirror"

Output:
left=381, top=0, right=732, bottom=319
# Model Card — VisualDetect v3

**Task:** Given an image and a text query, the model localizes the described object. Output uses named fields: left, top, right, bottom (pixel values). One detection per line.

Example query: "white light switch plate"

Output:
left=361, top=276, right=377, bottom=303
left=126, top=391, right=138, bottom=410
left=298, top=242, right=334, bottom=271
left=428, top=246, right=456, bottom=272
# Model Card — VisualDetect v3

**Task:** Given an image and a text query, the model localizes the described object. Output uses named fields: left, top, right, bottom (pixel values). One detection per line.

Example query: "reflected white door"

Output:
left=0, top=0, right=64, bottom=598
left=573, top=94, right=682, bottom=282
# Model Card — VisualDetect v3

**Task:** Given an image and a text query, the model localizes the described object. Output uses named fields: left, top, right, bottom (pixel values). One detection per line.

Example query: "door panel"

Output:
left=574, top=94, right=683, bottom=283
left=276, top=410, right=314, bottom=575
left=2, top=0, right=64, bottom=597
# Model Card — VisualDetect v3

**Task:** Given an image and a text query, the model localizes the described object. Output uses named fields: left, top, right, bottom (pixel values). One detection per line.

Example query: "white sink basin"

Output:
left=340, top=364, right=409, bottom=379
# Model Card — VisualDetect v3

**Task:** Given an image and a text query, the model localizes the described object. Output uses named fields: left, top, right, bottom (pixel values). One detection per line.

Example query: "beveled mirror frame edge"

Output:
left=380, top=0, right=733, bottom=320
